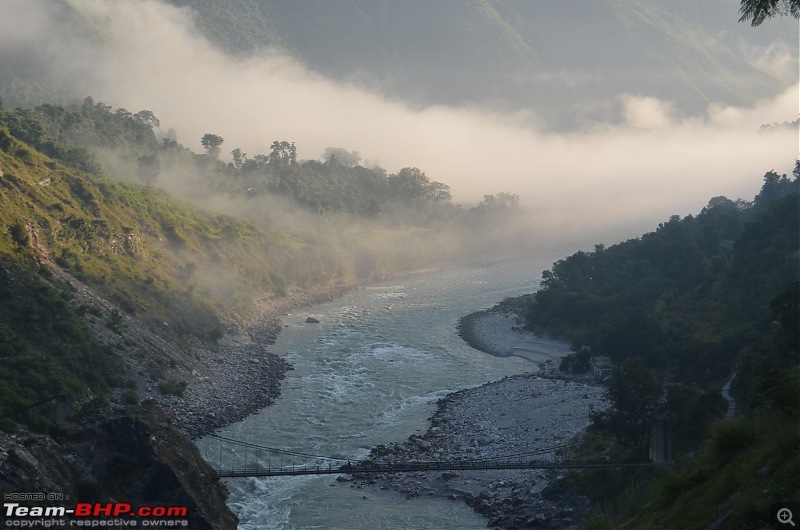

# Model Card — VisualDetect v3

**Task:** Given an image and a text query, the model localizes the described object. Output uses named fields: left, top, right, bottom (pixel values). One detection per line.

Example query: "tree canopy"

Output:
left=0, top=99, right=520, bottom=230
left=524, top=167, right=799, bottom=454
left=200, top=133, right=225, bottom=158
left=739, top=0, right=800, bottom=25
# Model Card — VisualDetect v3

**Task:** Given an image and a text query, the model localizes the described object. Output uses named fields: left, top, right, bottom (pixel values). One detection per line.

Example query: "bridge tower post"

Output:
left=55, top=394, right=69, bottom=425
left=649, top=415, right=671, bottom=464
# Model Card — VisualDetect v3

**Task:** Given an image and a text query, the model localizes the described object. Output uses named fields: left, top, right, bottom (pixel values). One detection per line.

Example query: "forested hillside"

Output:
left=519, top=165, right=799, bottom=528
left=529, top=170, right=797, bottom=385
left=0, top=96, right=519, bottom=433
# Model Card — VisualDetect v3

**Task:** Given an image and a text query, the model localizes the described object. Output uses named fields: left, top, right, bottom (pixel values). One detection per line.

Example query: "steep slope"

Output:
left=516, top=169, right=799, bottom=528
left=2, top=1, right=792, bottom=127
left=166, top=0, right=794, bottom=128
left=0, top=125, right=288, bottom=431
left=0, top=412, right=239, bottom=529
left=0, top=98, right=487, bottom=434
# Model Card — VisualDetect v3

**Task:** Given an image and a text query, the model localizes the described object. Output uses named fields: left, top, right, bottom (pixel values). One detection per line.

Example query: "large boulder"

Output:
left=0, top=409, right=237, bottom=530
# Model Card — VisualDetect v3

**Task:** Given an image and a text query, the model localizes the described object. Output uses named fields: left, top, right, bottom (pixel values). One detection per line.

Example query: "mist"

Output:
left=2, top=0, right=797, bottom=249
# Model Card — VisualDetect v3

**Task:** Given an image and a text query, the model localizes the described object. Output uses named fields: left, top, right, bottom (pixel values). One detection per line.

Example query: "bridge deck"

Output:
left=215, top=460, right=653, bottom=478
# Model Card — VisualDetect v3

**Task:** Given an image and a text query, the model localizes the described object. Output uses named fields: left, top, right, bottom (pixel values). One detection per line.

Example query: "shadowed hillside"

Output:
left=165, top=0, right=795, bottom=129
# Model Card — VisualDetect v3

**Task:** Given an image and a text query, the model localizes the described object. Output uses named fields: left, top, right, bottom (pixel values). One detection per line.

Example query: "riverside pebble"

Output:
left=356, top=310, right=607, bottom=530
left=155, top=285, right=353, bottom=439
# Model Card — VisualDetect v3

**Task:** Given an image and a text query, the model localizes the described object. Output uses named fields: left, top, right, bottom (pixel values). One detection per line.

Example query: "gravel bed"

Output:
left=458, top=309, right=572, bottom=366
left=155, top=285, right=355, bottom=439
left=352, top=311, right=607, bottom=530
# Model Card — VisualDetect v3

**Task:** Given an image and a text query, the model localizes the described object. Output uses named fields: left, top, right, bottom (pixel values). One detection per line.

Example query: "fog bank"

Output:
left=1, top=0, right=797, bottom=246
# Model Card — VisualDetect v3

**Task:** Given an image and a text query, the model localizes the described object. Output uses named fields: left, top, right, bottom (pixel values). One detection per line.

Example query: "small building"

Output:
left=650, top=415, right=671, bottom=463
left=592, top=355, right=614, bottom=380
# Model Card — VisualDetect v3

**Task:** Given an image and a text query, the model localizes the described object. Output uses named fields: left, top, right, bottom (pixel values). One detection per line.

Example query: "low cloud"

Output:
left=620, top=95, right=677, bottom=130
left=2, top=0, right=797, bottom=248
left=740, top=40, right=799, bottom=85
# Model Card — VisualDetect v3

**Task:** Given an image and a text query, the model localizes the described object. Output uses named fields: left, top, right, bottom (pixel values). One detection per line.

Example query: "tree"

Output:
left=427, top=181, right=452, bottom=205
left=81, top=96, right=94, bottom=113
left=132, top=110, right=160, bottom=129
left=388, top=167, right=432, bottom=203
left=739, top=0, right=799, bottom=25
left=8, top=221, right=29, bottom=247
left=201, top=133, right=225, bottom=158
left=231, top=148, right=246, bottom=169
left=322, top=147, right=361, bottom=167
left=594, top=360, right=665, bottom=455
left=137, top=154, right=161, bottom=186
left=753, top=169, right=796, bottom=210
left=476, top=192, right=519, bottom=214
left=268, top=141, right=297, bottom=166
left=115, top=108, right=132, bottom=120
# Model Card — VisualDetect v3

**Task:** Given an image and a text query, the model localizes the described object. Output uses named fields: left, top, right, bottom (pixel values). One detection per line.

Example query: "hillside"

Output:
left=1, top=1, right=795, bottom=131
left=164, top=0, right=795, bottom=129
left=0, top=91, right=530, bottom=526
left=515, top=167, right=799, bottom=528
left=0, top=98, right=492, bottom=434
left=0, top=1, right=796, bottom=524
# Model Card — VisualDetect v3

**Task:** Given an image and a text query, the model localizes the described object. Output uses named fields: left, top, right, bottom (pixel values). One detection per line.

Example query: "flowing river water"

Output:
left=198, top=255, right=561, bottom=529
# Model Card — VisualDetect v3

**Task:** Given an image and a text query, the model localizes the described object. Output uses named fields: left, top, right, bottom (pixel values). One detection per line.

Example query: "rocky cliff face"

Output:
left=0, top=409, right=237, bottom=529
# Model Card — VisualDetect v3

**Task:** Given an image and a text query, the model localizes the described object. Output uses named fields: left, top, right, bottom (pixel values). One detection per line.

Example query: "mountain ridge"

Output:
left=160, top=0, right=794, bottom=128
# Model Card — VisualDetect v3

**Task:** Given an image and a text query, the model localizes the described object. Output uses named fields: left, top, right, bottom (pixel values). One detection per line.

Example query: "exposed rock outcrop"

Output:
left=0, top=410, right=237, bottom=530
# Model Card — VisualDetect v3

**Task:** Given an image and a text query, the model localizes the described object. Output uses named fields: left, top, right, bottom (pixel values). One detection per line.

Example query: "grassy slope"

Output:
left=0, top=127, right=461, bottom=432
left=611, top=403, right=799, bottom=529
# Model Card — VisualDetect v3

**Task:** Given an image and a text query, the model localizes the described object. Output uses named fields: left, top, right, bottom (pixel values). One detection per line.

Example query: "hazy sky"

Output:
left=2, top=0, right=797, bottom=245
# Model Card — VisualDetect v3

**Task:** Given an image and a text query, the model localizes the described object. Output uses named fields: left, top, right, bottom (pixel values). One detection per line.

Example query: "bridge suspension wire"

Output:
left=209, top=434, right=580, bottom=459
left=204, top=435, right=654, bottom=478
left=207, top=434, right=350, bottom=463
left=463, top=440, right=587, bottom=463
left=206, top=434, right=589, bottom=469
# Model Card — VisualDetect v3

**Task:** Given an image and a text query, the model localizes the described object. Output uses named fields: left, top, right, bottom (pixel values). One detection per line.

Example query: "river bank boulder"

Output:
left=356, top=373, right=606, bottom=529
left=0, top=409, right=237, bottom=529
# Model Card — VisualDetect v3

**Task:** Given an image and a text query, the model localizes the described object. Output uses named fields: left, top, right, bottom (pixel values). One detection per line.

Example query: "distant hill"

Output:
left=1, top=1, right=795, bottom=129
left=166, top=0, right=797, bottom=129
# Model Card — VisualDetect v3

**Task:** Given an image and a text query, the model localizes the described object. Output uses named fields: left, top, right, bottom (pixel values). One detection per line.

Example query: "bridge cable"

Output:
left=207, top=434, right=350, bottom=463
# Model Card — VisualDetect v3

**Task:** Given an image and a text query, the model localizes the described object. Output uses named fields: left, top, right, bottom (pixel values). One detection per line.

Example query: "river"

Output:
left=198, top=255, right=560, bottom=529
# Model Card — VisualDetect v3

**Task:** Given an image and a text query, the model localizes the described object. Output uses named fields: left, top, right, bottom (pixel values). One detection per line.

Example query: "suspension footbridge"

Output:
left=201, top=434, right=655, bottom=479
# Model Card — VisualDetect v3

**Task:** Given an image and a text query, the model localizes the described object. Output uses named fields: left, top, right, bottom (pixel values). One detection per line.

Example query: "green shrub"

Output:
left=121, top=389, right=138, bottom=405
left=8, top=221, right=29, bottom=247
left=106, top=309, right=124, bottom=334
left=0, top=417, right=18, bottom=433
left=709, top=418, right=756, bottom=460
left=158, top=379, right=187, bottom=397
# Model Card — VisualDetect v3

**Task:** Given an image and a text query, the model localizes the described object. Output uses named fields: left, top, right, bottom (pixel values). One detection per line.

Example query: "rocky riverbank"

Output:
left=0, top=410, right=238, bottom=530
left=458, top=307, right=573, bottom=366
left=354, top=310, right=606, bottom=530
left=36, top=233, right=359, bottom=441
left=158, top=284, right=357, bottom=439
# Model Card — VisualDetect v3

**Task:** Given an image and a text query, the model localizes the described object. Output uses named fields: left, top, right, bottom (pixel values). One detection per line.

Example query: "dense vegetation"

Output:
left=0, top=94, right=523, bottom=433
left=0, top=97, right=519, bottom=225
left=522, top=165, right=799, bottom=527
